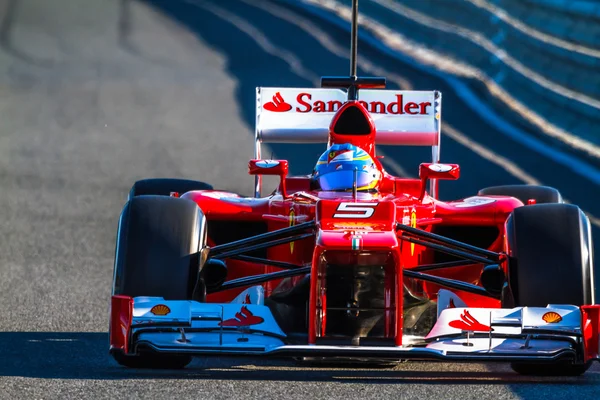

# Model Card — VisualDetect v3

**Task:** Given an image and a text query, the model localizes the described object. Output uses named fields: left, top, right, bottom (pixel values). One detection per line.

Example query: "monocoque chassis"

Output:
left=109, top=185, right=600, bottom=375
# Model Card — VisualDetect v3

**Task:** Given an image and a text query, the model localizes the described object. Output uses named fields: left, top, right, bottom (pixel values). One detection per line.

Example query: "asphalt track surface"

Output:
left=0, top=0, right=599, bottom=399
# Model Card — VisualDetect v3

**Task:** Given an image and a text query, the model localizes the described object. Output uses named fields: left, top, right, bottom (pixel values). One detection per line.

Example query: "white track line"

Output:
left=371, top=0, right=600, bottom=110
left=441, top=124, right=541, bottom=185
left=240, top=0, right=413, bottom=91
left=300, top=0, right=600, bottom=162
left=293, top=0, right=600, bottom=184
left=467, top=0, right=600, bottom=59
left=185, top=0, right=320, bottom=84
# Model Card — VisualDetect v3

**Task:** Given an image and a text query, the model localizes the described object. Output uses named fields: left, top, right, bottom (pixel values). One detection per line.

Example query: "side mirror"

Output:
left=248, top=159, right=289, bottom=196
left=418, top=163, right=460, bottom=200
left=202, top=258, right=228, bottom=292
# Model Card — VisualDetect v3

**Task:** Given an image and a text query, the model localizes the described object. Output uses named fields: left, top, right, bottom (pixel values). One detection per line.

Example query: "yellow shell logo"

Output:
left=410, top=209, right=417, bottom=256
left=542, top=311, right=562, bottom=324
left=150, top=304, right=171, bottom=316
left=289, top=209, right=295, bottom=254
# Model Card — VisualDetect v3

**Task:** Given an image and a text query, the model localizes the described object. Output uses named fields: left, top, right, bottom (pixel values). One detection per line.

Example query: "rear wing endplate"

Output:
left=254, top=87, right=442, bottom=197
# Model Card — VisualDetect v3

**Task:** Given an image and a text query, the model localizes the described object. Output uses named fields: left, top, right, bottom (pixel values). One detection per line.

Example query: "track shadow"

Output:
left=0, top=0, right=55, bottom=67
left=118, top=0, right=174, bottom=66
left=1, top=331, right=599, bottom=385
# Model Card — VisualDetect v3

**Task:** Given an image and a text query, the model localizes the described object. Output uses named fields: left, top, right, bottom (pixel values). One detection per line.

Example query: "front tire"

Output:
left=505, top=203, right=595, bottom=376
left=110, top=195, right=207, bottom=369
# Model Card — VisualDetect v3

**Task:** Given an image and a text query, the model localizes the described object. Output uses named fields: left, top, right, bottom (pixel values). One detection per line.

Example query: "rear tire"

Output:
left=129, top=178, right=212, bottom=200
left=478, top=185, right=562, bottom=204
left=111, top=195, right=207, bottom=369
left=505, top=203, right=595, bottom=376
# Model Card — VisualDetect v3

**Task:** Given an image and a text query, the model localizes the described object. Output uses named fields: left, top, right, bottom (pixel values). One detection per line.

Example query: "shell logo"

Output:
left=289, top=209, right=295, bottom=254
left=150, top=304, right=171, bottom=316
left=542, top=311, right=562, bottom=324
left=410, top=208, right=417, bottom=256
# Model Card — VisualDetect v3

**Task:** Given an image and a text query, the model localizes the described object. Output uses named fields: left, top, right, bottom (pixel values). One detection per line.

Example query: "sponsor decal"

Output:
left=264, top=92, right=432, bottom=115
left=453, top=197, right=496, bottom=208
left=333, top=221, right=373, bottom=229
left=150, top=304, right=171, bottom=316
left=255, top=160, right=280, bottom=168
left=428, top=163, right=453, bottom=173
left=289, top=208, right=295, bottom=254
left=263, top=92, right=292, bottom=112
left=449, top=310, right=492, bottom=332
left=242, top=293, right=251, bottom=305
left=351, top=234, right=363, bottom=251
left=410, top=208, right=417, bottom=256
left=219, top=306, right=264, bottom=327
left=328, top=149, right=352, bottom=163
left=542, top=311, right=562, bottom=324
left=401, top=207, right=410, bottom=225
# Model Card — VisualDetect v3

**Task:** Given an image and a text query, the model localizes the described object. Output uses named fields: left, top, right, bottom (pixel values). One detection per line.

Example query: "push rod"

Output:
left=230, top=255, right=306, bottom=270
left=396, top=223, right=501, bottom=262
left=404, top=269, right=499, bottom=299
left=212, top=233, right=314, bottom=260
left=209, top=266, right=311, bottom=293
left=401, top=236, right=495, bottom=265
left=411, top=260, right=479, bottom=273
left=209, top=221, right=315, bottom=257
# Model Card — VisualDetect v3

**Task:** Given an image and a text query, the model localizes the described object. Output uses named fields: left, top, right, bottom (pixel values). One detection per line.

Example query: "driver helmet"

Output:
left=312, top=143, right=381, bottom=191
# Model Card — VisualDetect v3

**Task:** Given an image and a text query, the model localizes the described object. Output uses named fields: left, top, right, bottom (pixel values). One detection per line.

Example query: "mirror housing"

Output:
left=201, top=258, right=228, bottom=292
left=418, top=163, right=460, bottom=200
left=249, top=159, right=289, bottom=197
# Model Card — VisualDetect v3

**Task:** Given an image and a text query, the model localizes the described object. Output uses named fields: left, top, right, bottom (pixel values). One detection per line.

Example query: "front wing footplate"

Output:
left=109, top=296, right=600, bottom=365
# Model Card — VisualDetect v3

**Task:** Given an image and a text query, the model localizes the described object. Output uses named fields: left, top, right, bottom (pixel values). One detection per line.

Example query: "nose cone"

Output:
left=330, top=101, right=376, bottom=135
left=329, top=101, right=376, bottom=156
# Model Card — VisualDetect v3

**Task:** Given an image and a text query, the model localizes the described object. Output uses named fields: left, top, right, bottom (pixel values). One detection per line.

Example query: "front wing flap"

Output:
left=110, top=296, right=600, bottom=364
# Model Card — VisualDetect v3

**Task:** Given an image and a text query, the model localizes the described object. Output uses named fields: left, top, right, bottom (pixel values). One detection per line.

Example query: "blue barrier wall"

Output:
left=341, top=0, right=600, bottom=146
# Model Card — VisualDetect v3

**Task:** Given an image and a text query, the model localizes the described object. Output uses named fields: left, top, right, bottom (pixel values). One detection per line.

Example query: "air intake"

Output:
left=332, top=104, right=372, bottom=135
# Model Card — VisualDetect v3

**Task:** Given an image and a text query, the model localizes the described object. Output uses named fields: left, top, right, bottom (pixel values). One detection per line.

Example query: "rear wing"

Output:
left=254, top=87, right=442, bottom=196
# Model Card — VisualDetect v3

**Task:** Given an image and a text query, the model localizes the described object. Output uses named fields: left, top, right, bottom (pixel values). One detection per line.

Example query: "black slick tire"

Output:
left=111, top=195, right=207, bottom=369
left=505, top=203, right=595, bottom=376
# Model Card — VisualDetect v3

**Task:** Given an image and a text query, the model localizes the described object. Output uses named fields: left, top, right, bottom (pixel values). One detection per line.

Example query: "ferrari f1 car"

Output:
left=109, top=1, right=598, bottom=376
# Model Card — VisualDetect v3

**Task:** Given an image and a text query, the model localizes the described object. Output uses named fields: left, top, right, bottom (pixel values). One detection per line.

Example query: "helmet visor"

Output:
left=316, top=170, right=376, bottom=191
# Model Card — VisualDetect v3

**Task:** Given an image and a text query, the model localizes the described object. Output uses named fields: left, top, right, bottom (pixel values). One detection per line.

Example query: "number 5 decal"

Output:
left=333, top=202, right=378, bottom=218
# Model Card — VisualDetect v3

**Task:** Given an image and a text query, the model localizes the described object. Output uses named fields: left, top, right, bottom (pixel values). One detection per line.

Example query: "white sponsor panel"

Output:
left=427, top=306, right=582, bottom=340
left=436, top=289, right=467, bottom=317
left=256, top=87, right=439, bottom=145
left=131, top=298, right=286, bottom=337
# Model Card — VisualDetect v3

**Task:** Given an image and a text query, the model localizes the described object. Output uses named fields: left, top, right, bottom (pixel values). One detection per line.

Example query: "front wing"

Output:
left=110, top=295, right=600, bottom=365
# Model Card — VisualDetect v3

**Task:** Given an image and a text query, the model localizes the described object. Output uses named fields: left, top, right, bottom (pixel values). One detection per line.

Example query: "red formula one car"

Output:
left=109, top=3, right=599, bottom=376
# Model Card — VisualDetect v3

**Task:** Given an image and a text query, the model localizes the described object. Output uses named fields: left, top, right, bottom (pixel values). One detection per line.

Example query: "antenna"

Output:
left=350, top=0, right=358, bottom=79
left=320, top=0, right=386, bottom=99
